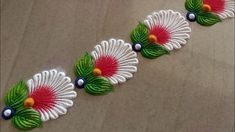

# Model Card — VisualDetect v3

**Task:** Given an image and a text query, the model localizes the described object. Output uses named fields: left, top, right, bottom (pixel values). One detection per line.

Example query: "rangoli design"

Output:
left=185, top=0, right=235, bottom=26
left=1, top=69, right=77, bottom=130
left=1, top=0, right=234, bottom=130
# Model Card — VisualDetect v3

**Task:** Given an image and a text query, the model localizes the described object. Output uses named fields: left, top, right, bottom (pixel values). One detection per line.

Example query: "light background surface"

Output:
left=0, top=0, right=234, bottom=132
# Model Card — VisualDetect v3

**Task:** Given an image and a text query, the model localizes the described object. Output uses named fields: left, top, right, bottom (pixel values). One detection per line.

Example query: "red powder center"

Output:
left=149, top=25, right=171, bottom=44
left=203, top=0, right=225, bottom=13
left=95, top=56, right=118, bottom=77
left=29, top=86, right=56, bottom=111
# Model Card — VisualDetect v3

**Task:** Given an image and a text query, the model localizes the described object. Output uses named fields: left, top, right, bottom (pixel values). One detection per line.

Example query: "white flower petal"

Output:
left=48, top=69, right=58, bottom=86
left=164, top=43, right=174, bottom=51
left=118, top=66, right=137, bottom=72
left=113, top=74, right=126, bottom=83
left=26, top=69, right=77, bottom=122
left=54, top=104, right=67, bottom=115
left=56, top=83, right=75, bottom=94
left=213, top=0, right=235, bottom=19
left=91, top=39, right=139, bottom=85
left=47, top=109, right=59, bottom=120
left=52, top=105, right=67, bottom=115
left=53, top=77, right=72, bottom=93
left=169, top=41, right=181, bottom=49
left=27, top=79, right=34, bottom=93
left=119, top=58, right=139, bottom=66
left=109, top=76, right=119, bottom=85
left=91, top=51, right=98, bottom=60
left=51, top=72, right=66, bottom=90
left=40, top=110, right=50, bottom=122
left=41, top=71, right=46, bottom=86
left=33, top=73, right=41, bottom=88
left=95, top=44, right=103, bottom=58
left=144, top=10, right=191, bottom=51
left=117, top=71, right=133, bottom=79
left=56, top=91, right=77, bottom=99
left=118, top=51, right=137, bottom=62
left=55, top=99, right=74, bottom=108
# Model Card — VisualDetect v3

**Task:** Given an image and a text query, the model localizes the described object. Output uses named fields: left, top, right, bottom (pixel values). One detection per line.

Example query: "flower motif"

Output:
left=144, top=10, right=191, bottom=51
left=1, top=69, right=77, bottom=130
left=2, top=81, right=42, bottom=130
left=26, top=69, right=77, bottom=121
left=74, top=52, right=113, bottom=95
left=185, top=0, right=234, bottom=26
left=74, top=39, right=139, bottom=95
left=131, top=10, right=191, bottom=59
left=91, top=39, right=139, bottom=85
left=203, top=0, right=235, bottom=19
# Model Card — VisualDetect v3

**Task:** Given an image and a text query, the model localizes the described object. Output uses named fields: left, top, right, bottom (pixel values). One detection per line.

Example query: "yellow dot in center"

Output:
left=148, top=34, right=158, bottom=43
left=24, top=97, right=35, bottom=108
left=93, top=68, right=102, bottom=76
left=202, top=4, right=212, bottom=12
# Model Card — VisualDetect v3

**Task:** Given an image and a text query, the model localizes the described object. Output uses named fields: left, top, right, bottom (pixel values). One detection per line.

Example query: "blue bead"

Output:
left=186, top=12, right=197, bottom=22
left=1, top=107, right=15, bottom=120
left=75, top=77, right=87, bottom=89
left=132, top=43, right=143, bottom=52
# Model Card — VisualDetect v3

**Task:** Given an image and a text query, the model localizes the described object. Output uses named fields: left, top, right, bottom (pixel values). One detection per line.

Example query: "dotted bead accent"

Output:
left=186, top=12, right=197, bottom=22
left=132, top=43, right=143, bottom=52
left=75, top=77, right=87, bottom=88
left=1, top=107, right=15, bottom=120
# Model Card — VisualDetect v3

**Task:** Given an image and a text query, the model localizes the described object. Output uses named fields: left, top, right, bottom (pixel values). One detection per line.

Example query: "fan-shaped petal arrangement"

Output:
left=203, top=0, right=235, bottom=19
left=144, top=10, right=191, bottom=51
left=185, top=0, right=234, bottom=26
left=91, top=39, right=139, bottom=85
left=27, top=69, right=77, bottom=121
left=1, top=69, right=77, bottom=130
left=131, top=10, right=191, bottom=59
left=74, top=39, right=139, bottom=95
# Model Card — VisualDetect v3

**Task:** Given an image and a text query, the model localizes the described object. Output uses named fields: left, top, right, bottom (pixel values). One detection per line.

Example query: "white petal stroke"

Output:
left=91, top=39, right=139, bottom=85
left=26, top=69, right=77, bottom=122
left=144, top=10, right=191, bottom=51
left=217, top=0, right=235, bottom=19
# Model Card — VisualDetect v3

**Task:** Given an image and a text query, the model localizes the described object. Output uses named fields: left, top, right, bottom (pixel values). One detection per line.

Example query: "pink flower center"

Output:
left=149, top=25, right=171, bottom=44
left=95, top=56, right=118, bottom=77
left=29, top=86, right=56, bottom=111
left=203, top=0, right=225, bottom=13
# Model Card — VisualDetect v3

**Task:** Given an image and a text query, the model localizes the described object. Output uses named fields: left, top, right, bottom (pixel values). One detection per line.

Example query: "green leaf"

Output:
left=196, top=12, right=221, bottom=26
left=4, top=81, right=28, bottom=110
left=85, top=76, right=113, bottom=95
left=141, top=44, right=169, bottom=59
left=130, top=22, right=149, bottom=46
left=185, top=0, right=203, bottom=13
left=12, top=107, right=42, bottom=131
left=75, top=52, right=94, bottom=77
left=75, top=53, right=113, bottom=95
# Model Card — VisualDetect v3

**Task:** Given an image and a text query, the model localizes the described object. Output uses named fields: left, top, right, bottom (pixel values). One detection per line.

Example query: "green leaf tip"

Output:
left=12, top=107, right=42, bottom=131
left=75, top=52, right=94, bottom=77
left=74, top=53, right=113, bottom=95
left=196, top=12, right=222, bottom=26
left=141, top=44, right=169, bottom=59
left=185, top=0, right=203, bottom=13
left=131, top=22, right=149, bottom=46
left=4, top=80, right=28, bottom=110
left=85, top=76, right=113, bottom=95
